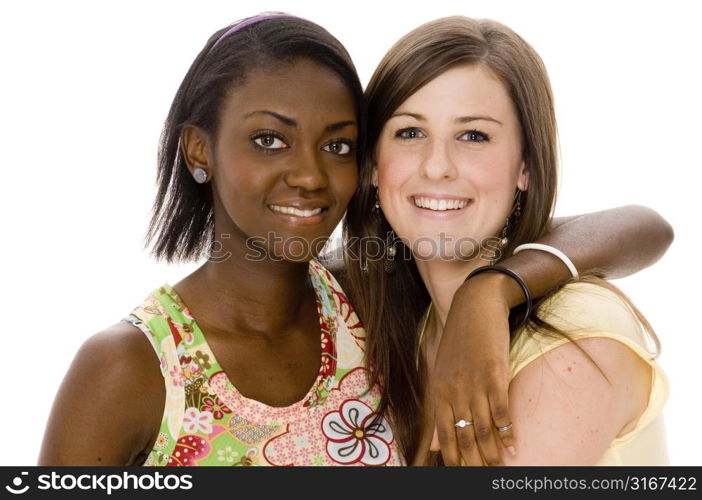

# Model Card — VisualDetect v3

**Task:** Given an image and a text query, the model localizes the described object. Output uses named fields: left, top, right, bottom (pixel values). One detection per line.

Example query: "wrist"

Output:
left=458, top=271, right=524, bottom=310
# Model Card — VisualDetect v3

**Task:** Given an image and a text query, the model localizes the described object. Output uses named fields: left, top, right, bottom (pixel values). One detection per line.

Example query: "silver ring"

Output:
left=454, top=419, right=474, bottom=428
left=496, top=423, right=513, bottom=432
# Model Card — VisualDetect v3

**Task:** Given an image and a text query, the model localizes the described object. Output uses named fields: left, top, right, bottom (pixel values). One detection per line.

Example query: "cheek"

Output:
left=376, top=143, right=416, bottom=194
left=467, top=151, right=524, bottom=226
left=213, top=161, right=274, bottom=232
left=335, top=166, right=359, bottom=205
left=462, top=146, right=520, bottom=185
left=220, top=162, right=268, bottom=202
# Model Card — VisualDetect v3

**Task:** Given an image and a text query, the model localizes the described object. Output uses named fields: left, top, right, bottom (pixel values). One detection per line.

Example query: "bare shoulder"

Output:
left=38, top=321, right=165, bottom=465
left=81, top=321, right=160, bottom=369
left=534, top=336, right=651, bottom=397
left=558, top=336, right=652, bottom=433
left=73, top=321, right=164, bottom=399
left=505, top=336, right=651, bottom=464
left=534, top=282, right=654, bottom=405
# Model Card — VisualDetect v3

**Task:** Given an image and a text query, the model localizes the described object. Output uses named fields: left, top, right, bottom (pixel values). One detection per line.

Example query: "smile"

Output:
left=412, top=195, right=471, bottom=211
left=269, top=205, right=324, bottom=217
left=267, top=203, right=330, bottom=226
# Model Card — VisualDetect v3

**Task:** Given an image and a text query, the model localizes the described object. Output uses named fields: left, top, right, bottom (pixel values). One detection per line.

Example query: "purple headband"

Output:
left=209, top=12, right=299, bottom=53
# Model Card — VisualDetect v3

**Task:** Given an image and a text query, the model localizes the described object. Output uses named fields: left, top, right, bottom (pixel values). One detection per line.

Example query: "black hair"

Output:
left=146, top=14, right=363, bottom=262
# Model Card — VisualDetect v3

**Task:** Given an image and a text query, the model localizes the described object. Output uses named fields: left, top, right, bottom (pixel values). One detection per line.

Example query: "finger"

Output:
left=412, top=418, right=436, bottom=465
left=452, top=405, right=483, bottom=466
left=472, top=398, right=504, bottom=466
left=412, top=386, right=438, bottom=465
left=435, top=403, right=460, bottom=466
left=489, top=388, right=516, bottom=457
left=430, top=427, right=440, bottom=451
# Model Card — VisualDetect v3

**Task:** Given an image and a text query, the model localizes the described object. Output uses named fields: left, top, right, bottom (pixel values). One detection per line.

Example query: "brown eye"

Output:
left=322, top=140, right=353, bottom=156
left=252, top=132, right=288, bottom=150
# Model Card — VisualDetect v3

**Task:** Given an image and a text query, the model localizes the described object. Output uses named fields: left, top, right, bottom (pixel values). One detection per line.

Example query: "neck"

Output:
left=174, top=227, right=317, bottom=340
left=415, top=256, right=491, bottom=339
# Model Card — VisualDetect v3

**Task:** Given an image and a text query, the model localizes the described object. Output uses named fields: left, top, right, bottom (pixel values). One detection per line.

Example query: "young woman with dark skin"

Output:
left=39, top=15, right=377, bottom=466
left=39, top=14, right=673, bottom=466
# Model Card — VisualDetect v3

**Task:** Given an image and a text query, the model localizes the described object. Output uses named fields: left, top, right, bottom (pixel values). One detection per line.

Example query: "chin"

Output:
left=405, top=229, right=488, bottom=263
left=276, top=238, right=330, bottom=263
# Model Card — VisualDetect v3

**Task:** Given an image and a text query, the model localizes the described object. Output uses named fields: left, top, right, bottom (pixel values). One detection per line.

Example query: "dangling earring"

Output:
left=193, top=167, right=208, bottom=184
left=514, top=189, right=522, bottom=219
left=384, top=230, right=397, bottom=274
left=373, top=187, right=381, bottom=216
left=498, top=189, right=523, bottom=249
left=360, top=256, right=369, bottom=274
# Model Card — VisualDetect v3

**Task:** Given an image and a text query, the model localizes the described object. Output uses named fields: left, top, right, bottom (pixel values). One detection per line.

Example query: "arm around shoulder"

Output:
left=38, top=322, right=165, bottom=465
left=550, top=205, right=674, bottom=279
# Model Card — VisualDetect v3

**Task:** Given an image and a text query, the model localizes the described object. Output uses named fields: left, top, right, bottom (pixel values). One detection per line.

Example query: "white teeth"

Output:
left=270, top=205, right=323, bottom=217
left=413, top=197, right=468, bottom=211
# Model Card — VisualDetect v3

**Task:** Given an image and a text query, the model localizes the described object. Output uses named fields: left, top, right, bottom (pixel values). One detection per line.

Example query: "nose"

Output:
left=283, top=147, right=329, bottom=192
left=419, top=138, right=458, bottom=181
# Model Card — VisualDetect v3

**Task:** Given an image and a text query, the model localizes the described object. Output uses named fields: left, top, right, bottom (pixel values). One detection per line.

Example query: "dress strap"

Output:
left=121, top=287, right=186, bottom=382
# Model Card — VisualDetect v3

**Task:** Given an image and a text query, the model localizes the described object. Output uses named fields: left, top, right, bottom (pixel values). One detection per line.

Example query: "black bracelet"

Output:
left=464, top=265, right=533, bottom=330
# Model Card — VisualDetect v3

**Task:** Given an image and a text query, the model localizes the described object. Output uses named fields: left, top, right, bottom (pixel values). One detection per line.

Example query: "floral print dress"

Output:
left=123, top=259, right=403, bottom=466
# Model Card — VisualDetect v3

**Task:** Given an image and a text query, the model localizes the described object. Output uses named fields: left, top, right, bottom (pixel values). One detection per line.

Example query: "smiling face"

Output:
left=374, top=64, right=529, bottom=261
left=185, top=58, right=358, bottom=262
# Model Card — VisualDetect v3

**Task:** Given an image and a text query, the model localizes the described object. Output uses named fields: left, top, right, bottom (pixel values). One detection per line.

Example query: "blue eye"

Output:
left=459, top=130, right=490, bottom=143
left=396, top=128, right=425, bottom=139
left=251, top=132, right=288, bottom=150
left=322, top=140, right=354, bottom=156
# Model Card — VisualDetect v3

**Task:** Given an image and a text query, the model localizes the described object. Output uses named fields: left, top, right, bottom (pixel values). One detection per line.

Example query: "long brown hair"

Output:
left=344, top=16, right=659, bottom=462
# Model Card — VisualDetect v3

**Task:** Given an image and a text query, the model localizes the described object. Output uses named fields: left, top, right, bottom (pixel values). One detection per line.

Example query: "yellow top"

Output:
left=418, top=281, right=669, bottom=465
left=509, top=282, right=669, bottom=465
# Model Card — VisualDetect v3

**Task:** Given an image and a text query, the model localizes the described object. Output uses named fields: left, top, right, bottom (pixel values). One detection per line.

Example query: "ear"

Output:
left=181, top=125, right=213, bottom=179
left=371, top=166, right=378, bottom=187
left=517, top=159, right=529, bottom=191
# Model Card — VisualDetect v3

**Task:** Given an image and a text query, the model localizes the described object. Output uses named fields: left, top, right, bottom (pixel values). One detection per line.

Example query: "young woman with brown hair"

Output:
left=345, top=16, right=670, bottom=465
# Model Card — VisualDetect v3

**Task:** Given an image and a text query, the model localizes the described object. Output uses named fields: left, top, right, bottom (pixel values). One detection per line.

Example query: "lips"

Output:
left=269, top=205, right=324, bottom=217
left=411, top=194, right=472, bottom=212
left=267, top=201, right=331, bottom=226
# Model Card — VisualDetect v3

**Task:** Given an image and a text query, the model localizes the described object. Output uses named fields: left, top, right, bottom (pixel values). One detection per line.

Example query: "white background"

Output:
left=0, top=0, right=699, bottom=465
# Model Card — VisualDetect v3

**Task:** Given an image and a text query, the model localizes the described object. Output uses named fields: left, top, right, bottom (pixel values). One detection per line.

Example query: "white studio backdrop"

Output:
left=0, top=0, right=699, bottom=465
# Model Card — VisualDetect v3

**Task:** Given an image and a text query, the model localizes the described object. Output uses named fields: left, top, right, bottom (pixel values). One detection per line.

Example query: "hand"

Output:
left=428, top=272, right=517, bottom=466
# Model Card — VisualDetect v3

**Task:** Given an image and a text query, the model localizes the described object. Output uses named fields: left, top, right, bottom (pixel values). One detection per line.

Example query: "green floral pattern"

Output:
left=124, top=259, right=402, bottom=466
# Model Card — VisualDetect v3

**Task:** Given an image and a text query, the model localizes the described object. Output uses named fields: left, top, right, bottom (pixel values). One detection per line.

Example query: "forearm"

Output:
left=494, top=205, right=673, bottom=307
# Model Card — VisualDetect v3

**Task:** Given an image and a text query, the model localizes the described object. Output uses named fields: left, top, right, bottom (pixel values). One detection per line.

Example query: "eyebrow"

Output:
left=243, top=110, right=297, bottom=127
left=456, top=115, right=503, bottom=126
left=326, top=120, right=357, bottom=132
left=390, top=112, right=424, bottom=121
left=243, top=111, right=356, bottom=132
left=390, top=111, right=503, bottom=126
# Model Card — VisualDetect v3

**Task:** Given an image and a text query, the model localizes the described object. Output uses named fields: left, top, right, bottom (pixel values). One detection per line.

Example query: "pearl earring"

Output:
left=193, top=167, right=208, bottom=184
